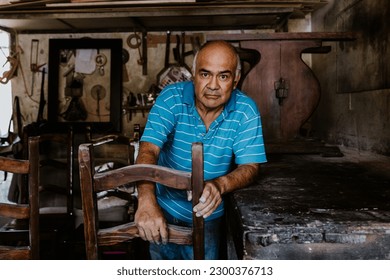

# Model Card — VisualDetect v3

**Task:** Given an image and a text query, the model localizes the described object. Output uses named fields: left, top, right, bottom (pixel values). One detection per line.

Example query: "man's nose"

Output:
left=207, top=76, right=220, bottom=90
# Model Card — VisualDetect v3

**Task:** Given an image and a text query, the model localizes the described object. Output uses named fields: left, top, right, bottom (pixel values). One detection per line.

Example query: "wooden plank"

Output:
left=68, top=0, right=196, bottom=5
left=98, top=222, right=192, bottom=246
left=0, top=6, right=295, bottom=17
left=0, top=0, right=64, bottom=10
left=207, top=32, right=358, bottom=42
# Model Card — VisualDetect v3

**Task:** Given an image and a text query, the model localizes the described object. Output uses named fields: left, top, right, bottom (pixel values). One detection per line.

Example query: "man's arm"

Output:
left=193, top=163, right=260, bottom=219
left=134, top=141, right=169, bottom=244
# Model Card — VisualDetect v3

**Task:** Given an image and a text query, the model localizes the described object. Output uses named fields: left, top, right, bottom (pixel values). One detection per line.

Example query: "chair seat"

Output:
left=74, top=195, right=134, bottom=228
left=98, top=196, right=129, bottom=210
left=39, top=206, right=68, bottom=214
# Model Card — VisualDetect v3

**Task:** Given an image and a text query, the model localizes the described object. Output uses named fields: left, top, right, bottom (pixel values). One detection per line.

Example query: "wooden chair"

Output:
left=75, top=134, right=137, bottom=230
left=0, top=96, right=23, bottom=182
left=0, top=136, right=40, bottom=259
left=78, top=139, right=204, bottom=260
left=21, top=123, right=74, bottom=229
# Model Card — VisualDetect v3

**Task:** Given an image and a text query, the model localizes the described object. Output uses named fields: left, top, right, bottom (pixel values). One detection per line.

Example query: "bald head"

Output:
left=192, top=40, right=242, bottom=78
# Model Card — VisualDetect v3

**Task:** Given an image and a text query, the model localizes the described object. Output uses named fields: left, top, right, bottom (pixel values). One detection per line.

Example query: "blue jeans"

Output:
left=149, top=210, right=222, bottom=260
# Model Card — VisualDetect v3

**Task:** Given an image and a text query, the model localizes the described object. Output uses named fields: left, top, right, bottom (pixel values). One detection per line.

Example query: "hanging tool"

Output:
left=127, top=91, right=137, bottom=121
left=36, top=67, right=46, bottom=124
left=137, top=93, right=146, bottom=117
left=30, top=39, right=46, bottom=99
left=16, top=46, right=31, bottom=96
left=180, top=32, right=192, bottom=72
left=127, top=33, right=143, bottom=65
left=30, top=39, right=46, bottom=72
left=141, top=31, right=148, bottom=75
left=173, top=34, right=181, bottom=63
left=156, top=30, right=171, bottom=85
left=127, top=32, right=148, bottom=75
left=91, top=84, right=106, bottom=121
left=181, top=32, right=186, bottom=66
left=0, top=48, right=19, bottom=84
left=95, top=52, right=107, bottom=76
left=122, top=48, right=130, bottom=82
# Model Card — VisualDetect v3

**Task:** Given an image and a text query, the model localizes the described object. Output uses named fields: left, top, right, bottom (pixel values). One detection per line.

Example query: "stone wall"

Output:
left=311, top=0, right=390, bottom=155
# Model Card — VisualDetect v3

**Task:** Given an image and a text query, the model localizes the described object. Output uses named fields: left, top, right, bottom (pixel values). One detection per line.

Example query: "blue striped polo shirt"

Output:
left=141, top=81, right=267, bottom=222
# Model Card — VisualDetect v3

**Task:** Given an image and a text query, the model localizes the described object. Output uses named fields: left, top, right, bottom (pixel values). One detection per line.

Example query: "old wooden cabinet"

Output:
left=208, top=33, right=355, bottom=142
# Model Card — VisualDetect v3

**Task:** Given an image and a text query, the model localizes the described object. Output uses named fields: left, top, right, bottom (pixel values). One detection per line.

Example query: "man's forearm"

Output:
left=134, top=142, right=168, bottom=244
left=135, top=141, right=161, bottom=199
left=213, top=163, right=260, bottom=195
left=136, top=141, right=160, bottom=165
left=137, top=181, right=158, bottom=205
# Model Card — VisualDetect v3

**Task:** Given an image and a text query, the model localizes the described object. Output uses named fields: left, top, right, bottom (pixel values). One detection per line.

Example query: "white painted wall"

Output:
left=0, top=30, right=12, bottom=136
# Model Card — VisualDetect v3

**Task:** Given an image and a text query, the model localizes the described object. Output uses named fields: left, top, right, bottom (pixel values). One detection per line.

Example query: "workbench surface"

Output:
left=228, top=149, right=390, bottom=259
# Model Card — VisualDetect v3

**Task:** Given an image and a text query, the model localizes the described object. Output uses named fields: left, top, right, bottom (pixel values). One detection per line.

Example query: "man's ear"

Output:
left=233, top=74, right=241, bottom=89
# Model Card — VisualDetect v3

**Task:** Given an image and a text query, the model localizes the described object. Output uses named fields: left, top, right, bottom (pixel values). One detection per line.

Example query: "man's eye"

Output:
left=200, top=72, right=209, bottom=78
left=218, top=74, right=229, bottom=81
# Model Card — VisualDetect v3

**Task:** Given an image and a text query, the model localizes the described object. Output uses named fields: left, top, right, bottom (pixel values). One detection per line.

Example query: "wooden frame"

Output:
left=78, top=139, right=204, bottom=260
left=48, top=38, right=123, bottom=133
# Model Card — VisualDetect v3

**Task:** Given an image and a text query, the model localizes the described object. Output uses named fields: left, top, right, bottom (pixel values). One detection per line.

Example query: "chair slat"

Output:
left=0, top=157, right=29, bottom=174
left=98, top=222, right=192, bottom=247
left=0, top=203, right=30, bottom=219
left=93, top=164, right=192, bottom=193
left=0, top=247, right=31, bottom=260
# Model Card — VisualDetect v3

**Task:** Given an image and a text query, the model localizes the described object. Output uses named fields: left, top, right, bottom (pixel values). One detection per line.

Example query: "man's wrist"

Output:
left=211, top=176, right=227, bottom=195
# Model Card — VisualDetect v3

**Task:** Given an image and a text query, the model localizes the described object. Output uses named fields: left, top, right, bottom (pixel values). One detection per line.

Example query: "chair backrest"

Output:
left=78, top=137, right=204, bottom=260
left=22, top=123, right=74, bottom=219
left=0, top=136, right=40, bottom=259
left=74, top=134, right=137, bottom=233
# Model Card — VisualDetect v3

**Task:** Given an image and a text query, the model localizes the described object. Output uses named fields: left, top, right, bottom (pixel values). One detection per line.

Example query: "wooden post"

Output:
left=191, top=142, right=204, bottom=260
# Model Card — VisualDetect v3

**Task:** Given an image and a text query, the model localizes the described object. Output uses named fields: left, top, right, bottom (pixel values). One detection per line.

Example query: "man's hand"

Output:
left=134, top=196, right=168, bottom=245
left=135, top=142, right=168, bottom=244
left=192, top=163, right=260, bottom=218
left=192, top=181, right=222, bottom=219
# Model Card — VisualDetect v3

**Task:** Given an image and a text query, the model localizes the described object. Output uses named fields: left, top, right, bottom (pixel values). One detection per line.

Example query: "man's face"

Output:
left=193, top=44, right=240, bottom=112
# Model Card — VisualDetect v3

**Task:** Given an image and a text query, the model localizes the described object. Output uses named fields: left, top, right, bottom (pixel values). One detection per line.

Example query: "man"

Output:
left=135, top=40, right=267, bottom=259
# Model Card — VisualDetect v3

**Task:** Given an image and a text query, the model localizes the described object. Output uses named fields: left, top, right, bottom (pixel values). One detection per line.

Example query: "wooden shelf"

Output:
left=0, top=1, right=328, bottom=33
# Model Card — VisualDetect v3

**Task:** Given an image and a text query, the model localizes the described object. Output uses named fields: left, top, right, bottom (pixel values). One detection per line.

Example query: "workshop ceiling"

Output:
left=0, top=1, right=328, bottom=33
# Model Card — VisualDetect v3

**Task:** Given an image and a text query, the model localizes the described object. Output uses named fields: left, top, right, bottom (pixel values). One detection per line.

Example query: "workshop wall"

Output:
left=12, top=32, right=201, bottom=137
left=311, top=0, right=390, bottom=155
left=10, top=16, right=311, bottom=140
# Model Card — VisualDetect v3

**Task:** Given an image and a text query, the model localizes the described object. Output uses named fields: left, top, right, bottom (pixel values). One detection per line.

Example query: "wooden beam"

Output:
left=207, top=32, right=358, bottom=42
